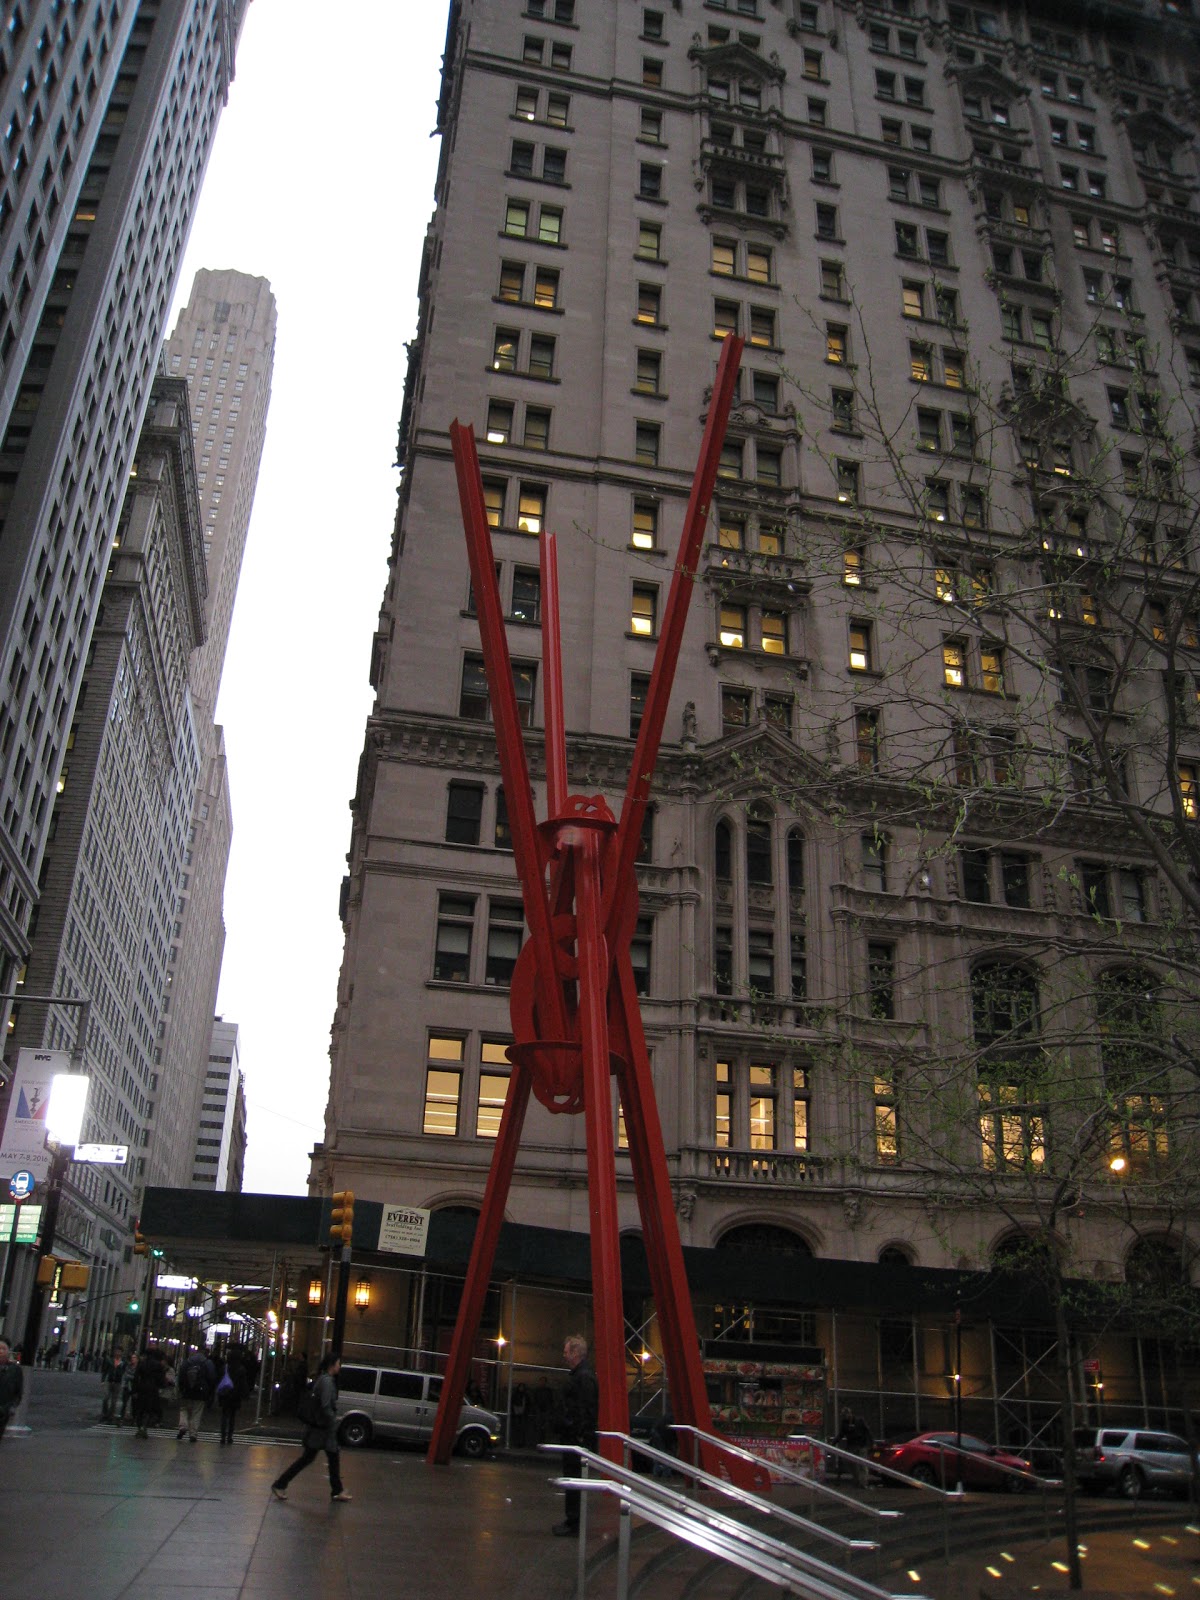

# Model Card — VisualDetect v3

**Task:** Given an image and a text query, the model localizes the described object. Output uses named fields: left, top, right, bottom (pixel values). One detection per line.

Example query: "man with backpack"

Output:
left=176, top=1347, right=216, bottom=1442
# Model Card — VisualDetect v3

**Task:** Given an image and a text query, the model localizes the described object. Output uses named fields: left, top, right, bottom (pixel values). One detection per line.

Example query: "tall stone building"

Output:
left=9, top=375, right=207, bottom=1355
left=320, top=1, right=1200, bottom=1441
left=0, top=0, right=250, bottom=1030
left=151, top=269, right=275, bottom=1187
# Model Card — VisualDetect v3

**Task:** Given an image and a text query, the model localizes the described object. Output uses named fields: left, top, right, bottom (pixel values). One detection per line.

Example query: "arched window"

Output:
left=746, top=805, right=772, bottom=887
left=715, top=817, right=732, bottom=882
left=717, top=1223, right=814, bottom=1258
left=991, top=1230, right=1056, bottom=1276
left=972, top=964, right=1044, bottom=1171
left=1099, top=969, right=1167, bottom=1173
left=878, top=1243, right=913, bottom=1267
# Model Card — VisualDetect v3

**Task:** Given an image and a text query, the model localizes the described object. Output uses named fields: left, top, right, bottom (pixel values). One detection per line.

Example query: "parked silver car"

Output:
left=1073, top=1426, right=1196, bottom=1498
left=335, top=1363, right=501, bottom=1457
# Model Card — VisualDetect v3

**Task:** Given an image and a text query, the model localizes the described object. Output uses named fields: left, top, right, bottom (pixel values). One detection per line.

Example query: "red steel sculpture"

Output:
left=427, top=335, right=762, bottom=1486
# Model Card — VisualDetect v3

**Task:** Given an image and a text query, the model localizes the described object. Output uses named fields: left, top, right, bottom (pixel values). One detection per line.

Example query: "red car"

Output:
left=871, top=1431, right=1033, bottom=1491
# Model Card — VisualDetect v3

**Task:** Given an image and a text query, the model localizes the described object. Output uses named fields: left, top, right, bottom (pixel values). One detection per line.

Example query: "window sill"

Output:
left=493, top=295, right=564, bottom=317
left=811, top=177, right=841, bottom=189
left=632, top=387, right=669, bottom=401
left=628, top=542, right=667, bottom=557
left=815, top=233, right=845, bottom=246
left=637, top=193, right=669, bottom=207
left=506, top=171, right=572, bottom=191
left=635, top=318, right=667, bottom=332
left=636, top=136, right=668, bottom=150
left=635, top=255, right=668, bottom=269
left=488, top=367, right=561, bottom=386
left=500, top=231, right=568, bottom=251
left=710, top=269, right=780, bottom=291
left=848, top=667, right=885, bottom=680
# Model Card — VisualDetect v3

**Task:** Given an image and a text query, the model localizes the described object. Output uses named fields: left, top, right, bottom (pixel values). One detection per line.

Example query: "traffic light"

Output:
left=330, top=1190, right=355, bottom=1244
left=133, top=1229, right=148, bottom=1256
left=128, top=1299, right=141, bottom=1314
left=36, top=1255, right=59, bottom=1287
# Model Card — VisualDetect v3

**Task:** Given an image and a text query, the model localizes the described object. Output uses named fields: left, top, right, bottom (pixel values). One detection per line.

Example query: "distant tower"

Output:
left=150, top=270, right=275, bottom=1188
left=0, top=1, right=251, bottom=1033
left=192, top=1016, right=246, bottom=1191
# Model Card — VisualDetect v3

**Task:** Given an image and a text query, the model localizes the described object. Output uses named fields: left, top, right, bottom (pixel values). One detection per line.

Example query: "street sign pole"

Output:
left=0, top=1201, right=19, bottom=1330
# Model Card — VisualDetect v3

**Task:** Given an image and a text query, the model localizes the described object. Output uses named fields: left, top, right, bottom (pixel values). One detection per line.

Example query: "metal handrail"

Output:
left=669, top=1423, right=903, bottom=1519
left=786, top=1434, right=963, bottom=1501
left=553, top=1473, right=933, bottom=1600
left=595, top=1431, right=879, bottom=1559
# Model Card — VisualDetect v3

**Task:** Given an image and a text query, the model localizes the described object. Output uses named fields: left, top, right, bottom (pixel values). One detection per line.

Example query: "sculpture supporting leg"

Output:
left=613, top=951, right=769, bottom=1491
left=575, top=829, right=629, bottom=1460
left=427, top=1063, right=533, bottom=1464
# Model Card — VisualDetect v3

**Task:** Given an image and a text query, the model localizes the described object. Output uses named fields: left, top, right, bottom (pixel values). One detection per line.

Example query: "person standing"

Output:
left=176, top=1347, right=216, bottom=1442
left=131, top=1345, right=166, bottom=1438
left=552, top=1334, right=599, bottom=1537
left=216, top=1350, right=250, bottom=1446
left=0, top=1339, right=24, bottom=1441
left=270, top=1353, right=351, bottom=1503
left=831, top=1407, right=872, bottom=1487
left=101, top=1348, right=125, bottom=1422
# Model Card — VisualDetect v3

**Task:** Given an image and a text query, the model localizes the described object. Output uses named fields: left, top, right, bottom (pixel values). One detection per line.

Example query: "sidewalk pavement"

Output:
left=0, top=1374, right=1195, bottom=1598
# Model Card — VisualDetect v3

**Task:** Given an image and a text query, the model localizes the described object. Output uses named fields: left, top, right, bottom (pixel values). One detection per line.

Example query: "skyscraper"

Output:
left=0, top=0, right=249, bottom=1029
left=321, top=1, right=1200, bottom=1434
left=191, top=1016, right=245, bottom=1190
left=151, top=268, right=274, bottom=1188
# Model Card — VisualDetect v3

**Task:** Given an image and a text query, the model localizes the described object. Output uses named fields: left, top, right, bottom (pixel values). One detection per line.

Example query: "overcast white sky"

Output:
left=168, top=3, right=449, bottom=1193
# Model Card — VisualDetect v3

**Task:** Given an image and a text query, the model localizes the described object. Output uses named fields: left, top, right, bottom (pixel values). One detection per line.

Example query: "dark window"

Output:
left=485, top=900, right=524, bottom=986
left=445, top=782, right=483, bottom=845
left=962, top=847, right=990, bottom=903
left=868, top=942, right=896, bottom=1019
left=434, top=894, right=475, bottom=982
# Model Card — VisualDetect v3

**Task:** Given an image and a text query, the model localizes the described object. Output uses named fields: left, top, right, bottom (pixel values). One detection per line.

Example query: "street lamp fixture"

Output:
left=307, top=1278, right=323, bottom=1306
left=353, top=1276, right=371, bottom=1312
left=46, top=1072, right=88, bottom=1146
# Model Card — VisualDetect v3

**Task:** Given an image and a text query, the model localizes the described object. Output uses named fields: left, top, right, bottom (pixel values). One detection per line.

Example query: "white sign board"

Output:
left=73, top=1143, right=128, bottom=1165
left=378, top=1203, right=431, bottom=1257
left=156, top=1274, right=198, bottom=1291
left=0, top=1048, right=70, bottom=1182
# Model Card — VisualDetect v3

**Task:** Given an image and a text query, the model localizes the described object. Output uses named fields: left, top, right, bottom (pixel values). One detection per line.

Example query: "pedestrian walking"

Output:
left=216, top=1350, right=251, bottom=1445
left=831, top=1407, right=872, bottom=1487
left=118, top=1352, right=137, bottom=1425
left=270, top=1353, right=351, bottom=1503
left=176, top=1347, right=216, bottom=1442
left=551, top=1334, right=599, bottom=1537
left=0, top=1339, right=24, bottom=1441
left=101, top=1348, right=125, bottom=1421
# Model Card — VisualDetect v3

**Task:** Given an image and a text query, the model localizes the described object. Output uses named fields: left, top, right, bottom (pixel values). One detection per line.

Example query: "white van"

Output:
left=335, top=1363, right=501, bottom=1457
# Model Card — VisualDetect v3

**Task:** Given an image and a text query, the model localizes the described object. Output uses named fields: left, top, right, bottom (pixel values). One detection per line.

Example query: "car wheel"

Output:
left=456, top=1428, right=489, bottom=1460
left=911, top=1462, right=937, bottom=1487
left=339, top=1416, right=372, bottom=1449
left=1118, top=1465, right=1145, bottom=1499
left=1004, top=1471, right=1028, bottom=1493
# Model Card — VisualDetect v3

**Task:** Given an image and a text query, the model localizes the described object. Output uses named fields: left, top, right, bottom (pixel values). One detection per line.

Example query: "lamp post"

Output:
left=15, top=998, right=91, bottom=1366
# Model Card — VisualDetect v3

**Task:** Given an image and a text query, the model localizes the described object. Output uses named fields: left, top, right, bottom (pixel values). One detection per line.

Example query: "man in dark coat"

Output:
left=552, top=1334, right=599, bottom=1536
left=0, top=1339, right=24, bottom=1441
left=270, top=1352, right=351, bottom=1502
left=131, top=1345, right=166, bottom=1438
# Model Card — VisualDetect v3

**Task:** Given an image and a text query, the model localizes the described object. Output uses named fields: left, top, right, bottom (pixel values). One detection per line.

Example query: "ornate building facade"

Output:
left=319, top=0, right=1200, bottom=1441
